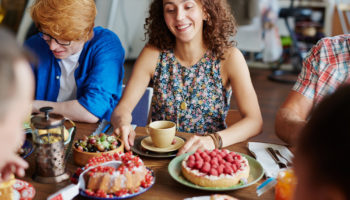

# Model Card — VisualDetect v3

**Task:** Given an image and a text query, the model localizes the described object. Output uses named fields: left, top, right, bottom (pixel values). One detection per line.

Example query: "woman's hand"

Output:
left=111, top=112, right=134, bottom=151
left=177, top=135, right=215, bottom=156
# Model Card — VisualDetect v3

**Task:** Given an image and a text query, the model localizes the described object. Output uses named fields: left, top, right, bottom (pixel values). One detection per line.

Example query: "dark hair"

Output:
left=0, top=27, right=34, bottom=116
left=297, top=84, right=350, bottom=198
left=144, top=0, right=237, bottom=60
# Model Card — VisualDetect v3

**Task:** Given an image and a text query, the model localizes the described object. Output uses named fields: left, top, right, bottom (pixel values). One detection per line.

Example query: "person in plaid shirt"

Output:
left=275, top=34, right=350, bottom=145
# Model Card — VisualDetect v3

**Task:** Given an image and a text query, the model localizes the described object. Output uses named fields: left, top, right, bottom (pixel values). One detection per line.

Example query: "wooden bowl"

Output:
left=73, top=137, right=124, bottom=167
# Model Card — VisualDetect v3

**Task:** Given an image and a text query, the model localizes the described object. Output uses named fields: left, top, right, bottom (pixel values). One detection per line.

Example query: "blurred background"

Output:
left=1, top=0, right=350, bottom=144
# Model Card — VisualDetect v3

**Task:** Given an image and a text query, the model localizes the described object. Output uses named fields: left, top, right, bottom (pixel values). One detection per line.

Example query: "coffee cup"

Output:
left=146, top=120, right=176, bottom=148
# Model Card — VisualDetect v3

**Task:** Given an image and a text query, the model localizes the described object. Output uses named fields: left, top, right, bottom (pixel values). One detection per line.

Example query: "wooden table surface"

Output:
left=23, top=122, right=274, bottom=200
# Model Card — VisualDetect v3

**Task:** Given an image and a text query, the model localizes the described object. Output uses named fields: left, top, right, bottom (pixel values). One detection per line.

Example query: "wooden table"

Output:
left=23, top=122, right=274, bottom=200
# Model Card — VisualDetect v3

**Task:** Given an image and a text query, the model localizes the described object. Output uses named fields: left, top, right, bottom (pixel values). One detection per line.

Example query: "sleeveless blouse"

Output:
left=151, top=50, right=232, bottom=134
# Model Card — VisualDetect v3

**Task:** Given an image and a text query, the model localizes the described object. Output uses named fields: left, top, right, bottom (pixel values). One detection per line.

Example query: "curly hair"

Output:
left=144, top=0, right=237, bottom=60
left=30, top=0, right=96, bottom=42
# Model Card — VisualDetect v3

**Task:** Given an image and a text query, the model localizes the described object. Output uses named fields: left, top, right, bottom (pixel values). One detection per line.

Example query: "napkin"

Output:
left=247, top=142, right=293, bottom=178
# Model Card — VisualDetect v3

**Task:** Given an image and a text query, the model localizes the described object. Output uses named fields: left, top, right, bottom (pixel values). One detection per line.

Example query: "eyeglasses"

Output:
left=39, top=32, right=71, bottom=46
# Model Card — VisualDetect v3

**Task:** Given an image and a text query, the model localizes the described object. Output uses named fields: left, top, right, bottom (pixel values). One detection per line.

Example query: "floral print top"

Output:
left=151, top=50, right=232, bottom=134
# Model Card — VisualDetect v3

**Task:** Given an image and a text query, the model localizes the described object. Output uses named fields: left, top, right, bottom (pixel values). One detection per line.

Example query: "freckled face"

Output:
left=163, top=0, right=206, bottom=43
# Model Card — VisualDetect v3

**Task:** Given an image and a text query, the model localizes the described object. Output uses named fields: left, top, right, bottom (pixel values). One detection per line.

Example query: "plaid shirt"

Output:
left=293, top=34, right=350, bottom=105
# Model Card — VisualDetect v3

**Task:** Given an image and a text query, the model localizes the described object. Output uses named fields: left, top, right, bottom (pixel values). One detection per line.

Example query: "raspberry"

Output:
left=195, top=160, right=204, bottom=169
left=232, top=164, right=237, bottom=172
left=224, top=166, right=233, bottom=174
left=226, top=155, right=234, bottom=163
left=210, top=159, right=218, bottom=166
left=218, top=159, right=226, bottom=165
left=200, top=162, right=211, bottom=173
left=194, top=153, right=201, bottom=160
left=236, top=154, right=242, bottom=160
left=211, top=164, right=218, bottom=169
left=204, top=149, right=210, bottom=154
left=218, top=165, right=225, bottom=174
left=203, top=156, right=211, bottom=163
left=220, top=151, right=227, bottom=158
left=209, top=168, right=218, bottom=176
left=187, top=160, right=195, bottom=168
left=209, top=151, right=217, bottom=157
left=188, top=155, right=195, bottom=161
left=200, top=152, right=207, bottom=158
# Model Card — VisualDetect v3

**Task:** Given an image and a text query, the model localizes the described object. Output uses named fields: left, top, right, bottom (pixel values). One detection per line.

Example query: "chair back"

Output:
left=122, top=85, right=153, bottom=127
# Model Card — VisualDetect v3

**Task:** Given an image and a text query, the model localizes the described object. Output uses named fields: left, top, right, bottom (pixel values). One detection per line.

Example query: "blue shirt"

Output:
left=25, top=27, right=125, bottom=121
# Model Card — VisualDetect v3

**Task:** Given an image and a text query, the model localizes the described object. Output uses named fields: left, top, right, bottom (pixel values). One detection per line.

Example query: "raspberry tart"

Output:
left=181, top=149, right=249, bottom=187
left=73, top=152, right=154, bottom=198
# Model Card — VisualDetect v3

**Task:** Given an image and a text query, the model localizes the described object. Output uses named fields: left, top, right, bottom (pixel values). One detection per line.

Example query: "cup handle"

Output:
left=145, top=125, right=150, bottom=135
left=64, top=118, right=76, bottom=161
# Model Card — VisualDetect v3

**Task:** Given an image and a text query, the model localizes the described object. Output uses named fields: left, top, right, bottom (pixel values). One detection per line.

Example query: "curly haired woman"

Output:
left=111, top=0, right=262, bottom=154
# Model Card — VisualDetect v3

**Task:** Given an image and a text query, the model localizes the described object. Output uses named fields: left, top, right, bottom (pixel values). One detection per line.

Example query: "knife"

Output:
left=266, top=147, right=287, bottom=168
left=91, top=119, right=110, bottom=136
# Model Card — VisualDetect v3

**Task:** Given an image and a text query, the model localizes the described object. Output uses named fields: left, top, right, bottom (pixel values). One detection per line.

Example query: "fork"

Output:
left=274, top=149, right=292, bottom=166
left=266, top=147, right=287, bottom=168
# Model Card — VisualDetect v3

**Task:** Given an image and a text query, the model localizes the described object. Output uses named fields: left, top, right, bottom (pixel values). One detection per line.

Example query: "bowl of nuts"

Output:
left=73, top=133, right=124, bottom=166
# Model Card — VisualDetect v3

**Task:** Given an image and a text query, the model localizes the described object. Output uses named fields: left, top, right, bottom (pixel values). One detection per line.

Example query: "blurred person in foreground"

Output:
left=275, top=35, right=350, bottom=146
left=111, top=0, right=262, bottom=153
left=293, top=85, right=350, bottom=200
left=0, top=27, right=34, bottom=182
left=25, top=0, right=124, bottom=122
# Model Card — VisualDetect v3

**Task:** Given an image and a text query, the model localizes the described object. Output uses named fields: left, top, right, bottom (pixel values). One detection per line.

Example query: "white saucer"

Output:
left=140, top=136, right=185, bottom=153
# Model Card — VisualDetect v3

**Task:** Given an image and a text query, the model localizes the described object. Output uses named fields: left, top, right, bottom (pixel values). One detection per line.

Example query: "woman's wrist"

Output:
left=208, top=132, right=223, bottom=149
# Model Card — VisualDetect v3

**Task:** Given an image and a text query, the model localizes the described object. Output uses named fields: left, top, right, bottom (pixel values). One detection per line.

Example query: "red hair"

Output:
left=30, top=0, right=96, bottom=42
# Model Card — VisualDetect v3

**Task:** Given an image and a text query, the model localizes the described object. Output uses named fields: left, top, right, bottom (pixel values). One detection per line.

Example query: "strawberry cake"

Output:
left=181, top=149, right=250, bottom=187
left=74, top=152, right=153, bottom=198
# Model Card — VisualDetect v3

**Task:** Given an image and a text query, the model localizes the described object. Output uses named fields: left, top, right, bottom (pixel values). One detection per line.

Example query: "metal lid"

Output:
left=31, top=107, right=64, bottom=129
